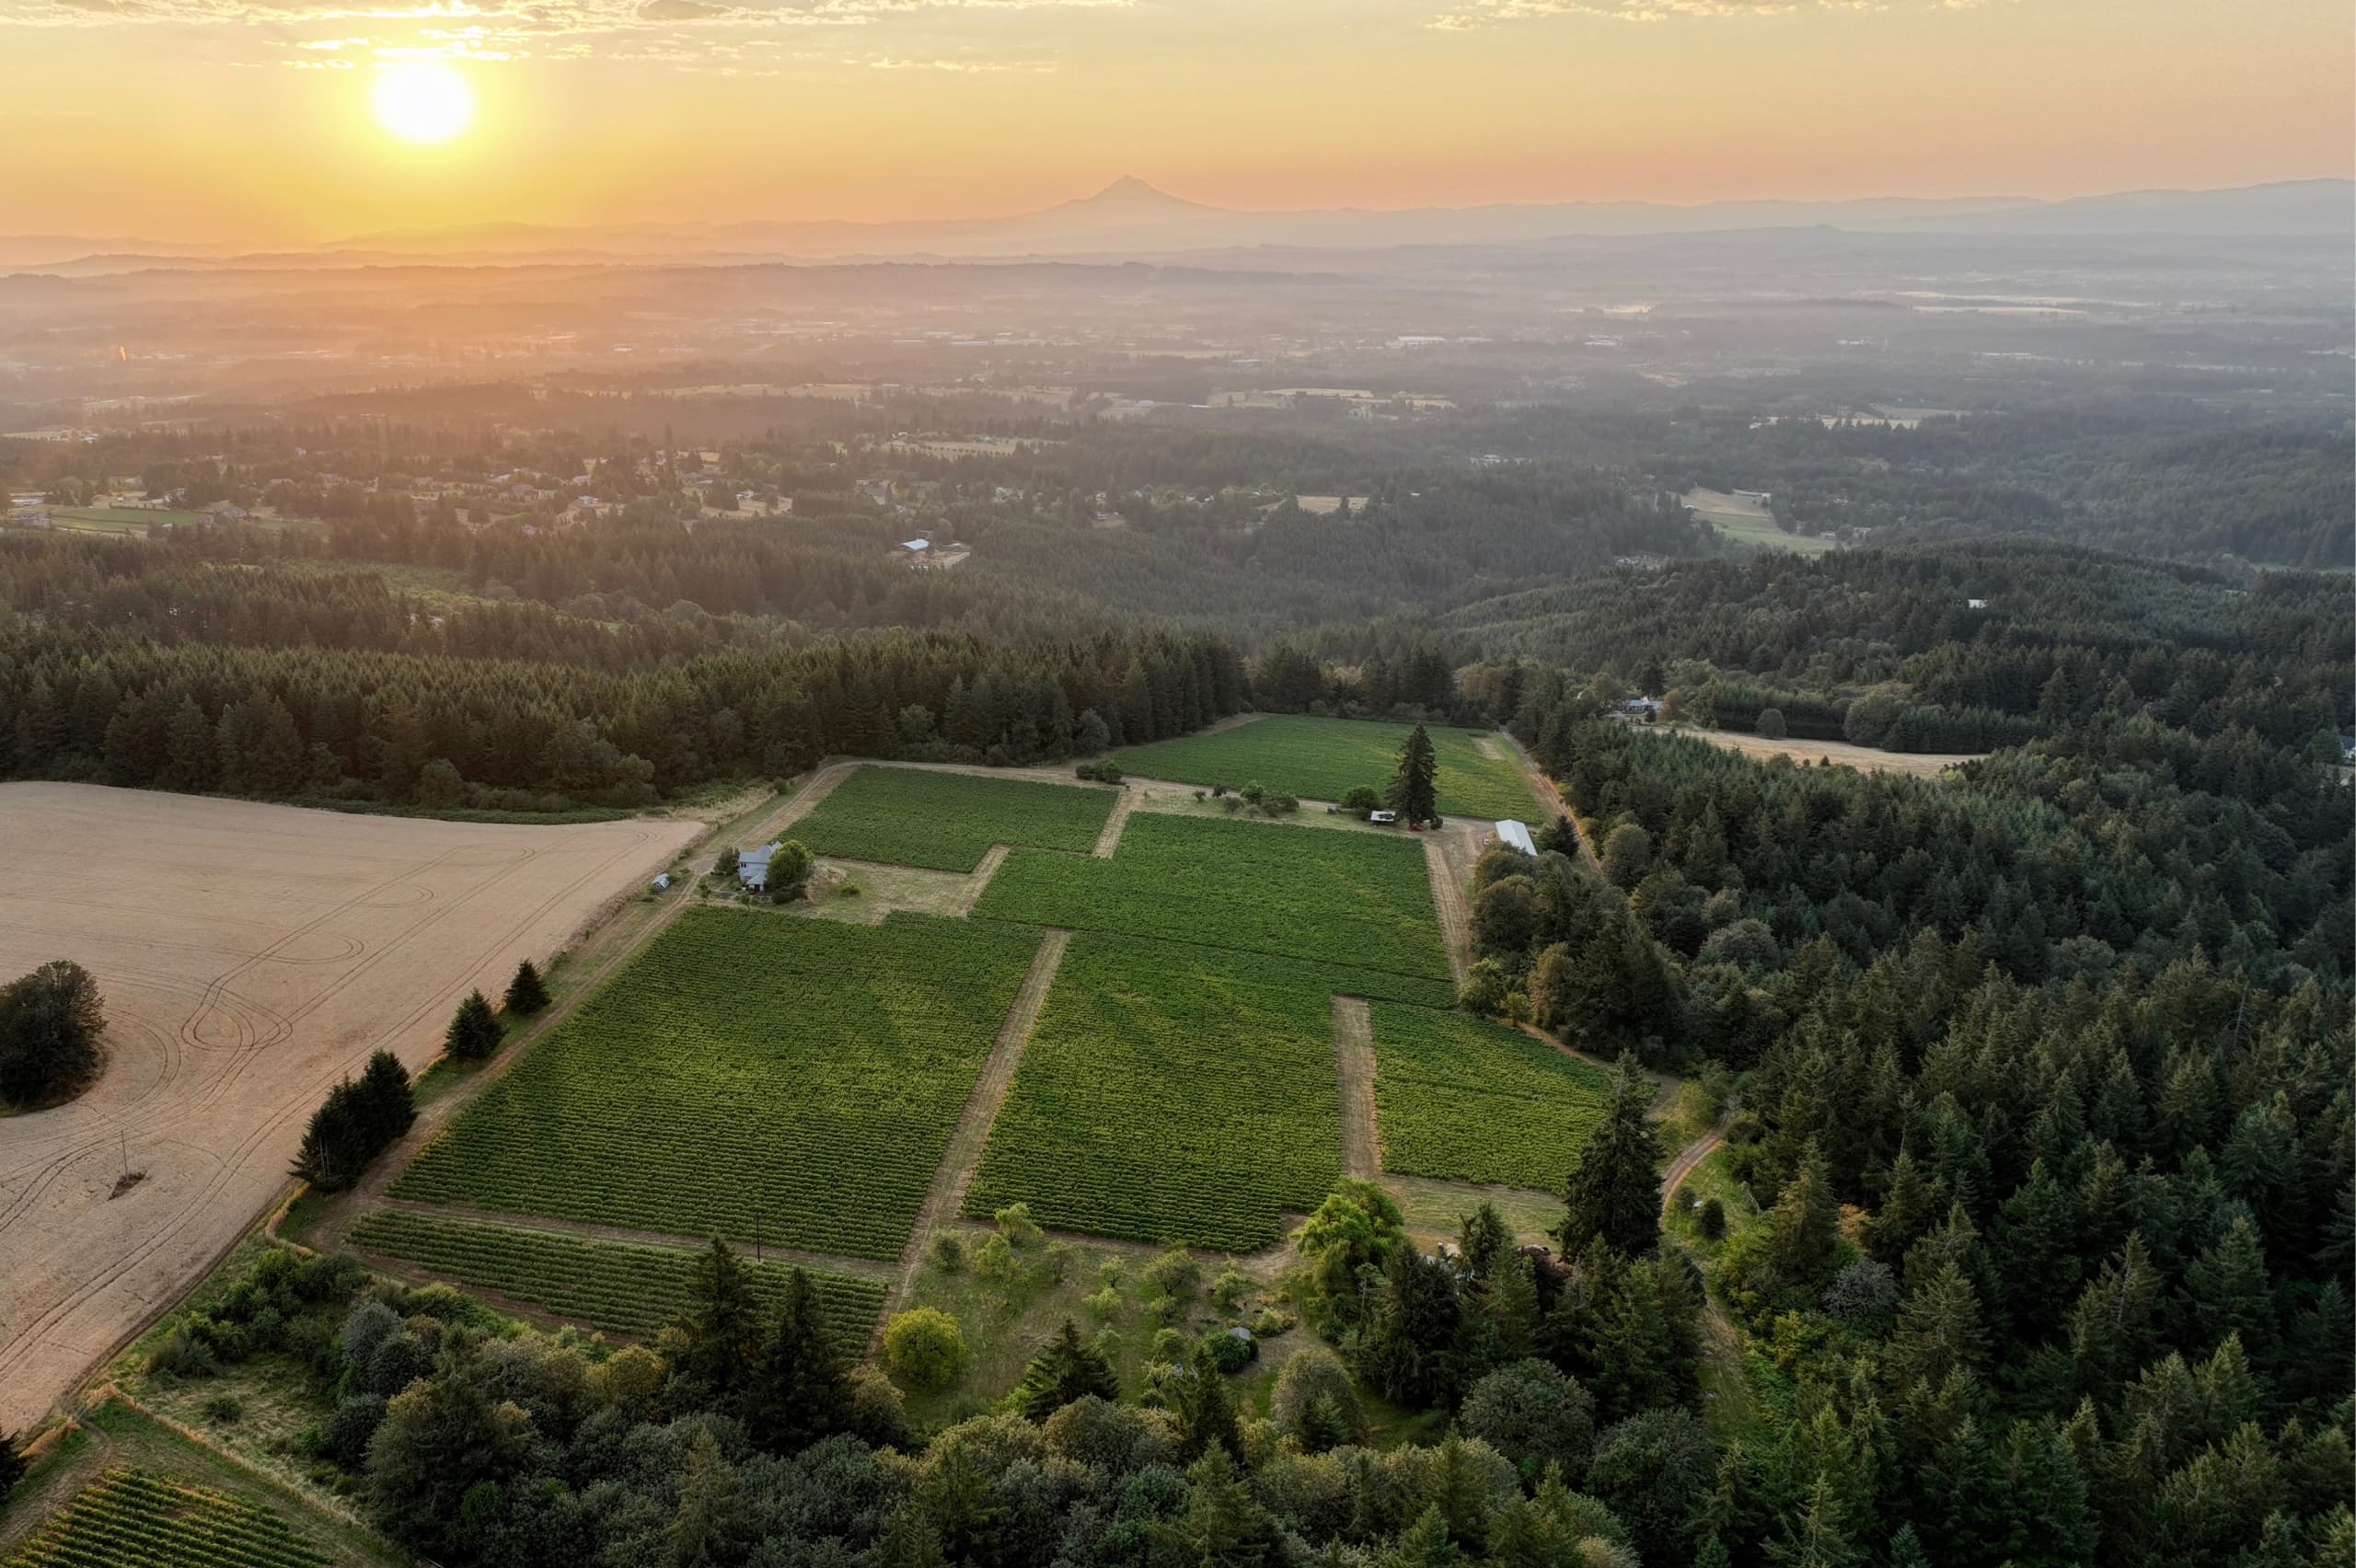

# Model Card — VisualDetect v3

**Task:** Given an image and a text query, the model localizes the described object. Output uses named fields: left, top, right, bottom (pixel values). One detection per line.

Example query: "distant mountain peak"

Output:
left=1066, top=176, right=1213, bottom=214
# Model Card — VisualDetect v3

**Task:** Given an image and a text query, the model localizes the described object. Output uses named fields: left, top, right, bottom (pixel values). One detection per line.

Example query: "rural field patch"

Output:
left=5, top=1466, right=331, bottom=1568
left=0, top=782, right=694, bottom=1438
left=393, top=908, right=1039, bottom=1260
left=973, top=812, right=1450, bottom=984
left=965, top=934, right=1380, bottom=1251
left=349, top=1210, right=886, bottom=1341
left=1370, top=1003, right=1614, bottom=1191
left=1115, top=715, right=1540, bottom=819
left=787, top=765, right=1117, bottom=871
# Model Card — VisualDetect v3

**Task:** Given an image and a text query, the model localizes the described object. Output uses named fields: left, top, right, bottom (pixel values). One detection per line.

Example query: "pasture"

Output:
left=393, top=908, right=1039, bottom=1259
left=0, top=783, right=694, bottom=1437
left=787, top=765, right=1116, bottom=870
left=1677, top=727, right=1984, bottom=778
left=1370, top=1003, right=1614, bottom=1191
left=964, top=935, right=1357, bottom=1251
left=1681, top=488, right=1836, bottom=557
left=4, top=1467, right=331, bottom=1568
left=1114, top=715, right=1540, bottom=820
left=349, top=1210, right=887, bottom=1341
left=973, top=812, right=1451, bottom=984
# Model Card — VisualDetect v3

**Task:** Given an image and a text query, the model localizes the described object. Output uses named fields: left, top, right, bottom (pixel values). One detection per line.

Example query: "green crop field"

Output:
left=349, top=1210, right=886, bottom=1341
left=966, top=934, right=1365, bottom=1251
left=974, top=812, right=1450, bottom=983
left=788, top=765, right=1117, bottom=871
left=393, top=908, right=1039, bottom=1259
left=6, top=1468, right=331, bottom=1568
left=1370, top=1003, right=1615, bottom=1191
left=1114, top=716, right=1540, bottom=819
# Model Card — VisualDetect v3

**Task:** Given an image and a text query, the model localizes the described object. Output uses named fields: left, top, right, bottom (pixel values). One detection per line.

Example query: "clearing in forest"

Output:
left=1369, top=1003, right=1615, bottom=1192
left=973, top=812, right=1452, bottom=984
left=1114, top=715, right=1542, bottom=820
left=964, top=934, right=1369, bottom=1251
left=348, top=1209, right=887, bottom=1342
left=0, top=782, right=693, bottom=1438
left=392, top=907, right=1039, bottom=1260
left=785, top=765, right=1118, bottom=871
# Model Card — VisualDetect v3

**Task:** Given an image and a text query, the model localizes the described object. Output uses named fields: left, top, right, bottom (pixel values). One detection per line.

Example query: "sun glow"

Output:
left=371, top=63, right=476, bottom=146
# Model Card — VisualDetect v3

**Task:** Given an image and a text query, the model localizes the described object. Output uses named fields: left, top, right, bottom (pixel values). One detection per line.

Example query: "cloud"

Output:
left=1426, top=0, right=1945, bottom=25
left=0, top=0, right=1126, bottom=29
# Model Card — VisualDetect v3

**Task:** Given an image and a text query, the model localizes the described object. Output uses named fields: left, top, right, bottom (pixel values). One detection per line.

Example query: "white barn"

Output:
left=1495, top=819, right=1537, bottom=856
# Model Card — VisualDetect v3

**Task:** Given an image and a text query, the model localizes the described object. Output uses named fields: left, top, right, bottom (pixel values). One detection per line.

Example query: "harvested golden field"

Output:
left=1679, top=727, right=1985, bottom=777
left=0, top=784, right=696, bottom=1434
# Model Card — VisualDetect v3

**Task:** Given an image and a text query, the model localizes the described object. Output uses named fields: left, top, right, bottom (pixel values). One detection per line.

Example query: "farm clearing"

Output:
left=1111, top=714, right=1543, bottom=820
left=1672, top=726, right=1985, bottom=777
left=0, top=783, right=693, bottom=1437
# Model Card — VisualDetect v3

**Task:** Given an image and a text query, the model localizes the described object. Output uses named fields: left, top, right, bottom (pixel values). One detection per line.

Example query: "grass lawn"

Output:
left=1369, top=1005, right=1615, bottom=1191
left=393, top=908, right=1040, bottom=1259
left=974, top=812, right=1451, bottom=986
left=786, top=766, right=1117, bottom=871
left=1114, top=716, right=1542, bottom=820
left=1680, top=489, right=1836, bottom=558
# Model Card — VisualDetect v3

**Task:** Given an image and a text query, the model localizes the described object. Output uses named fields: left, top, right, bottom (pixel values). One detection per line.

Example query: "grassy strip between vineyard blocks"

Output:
left=5, top=1467, right=332, bottom=1568
left=973, top=811, right=1451, bottom=984
left=348, top=1209, right=886, bottom=1342
left=392, top=908, right=1040, bottom=1259
left=785, top=765, right=1119, bottom=871
left=1369, top=1002, right=1616, bottom=1192
left=964, top=933, right=1424, bottom=1252
left=1115, top=715, right=1539, bottom=820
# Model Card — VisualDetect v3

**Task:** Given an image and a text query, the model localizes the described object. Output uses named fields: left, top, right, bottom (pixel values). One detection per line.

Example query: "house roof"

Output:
left=1496, top=819, right=1537, bottom=856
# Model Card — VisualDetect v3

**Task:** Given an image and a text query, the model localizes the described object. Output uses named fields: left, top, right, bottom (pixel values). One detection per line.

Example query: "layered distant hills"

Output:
left=5, top=175, right=2349, bottom=274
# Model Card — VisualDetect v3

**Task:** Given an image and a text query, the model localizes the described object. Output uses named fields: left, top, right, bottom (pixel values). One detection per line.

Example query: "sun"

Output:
left=371, top=63, right=476, bottom=146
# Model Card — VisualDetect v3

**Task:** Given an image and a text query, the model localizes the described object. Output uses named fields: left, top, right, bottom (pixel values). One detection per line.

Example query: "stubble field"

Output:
left=0, top=782, right=695, bottom=1435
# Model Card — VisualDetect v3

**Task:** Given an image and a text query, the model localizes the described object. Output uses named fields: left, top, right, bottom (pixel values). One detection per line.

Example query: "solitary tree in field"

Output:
left=443, top=990, right=502, bottom=1061
left=1388, top=723, right=1440, bottom=828
left=1558, top=1056, right=1664, bottom=1260
left=502, top=959, right=550, bottom=1016
left=0, top=959, right=106, bottom=1107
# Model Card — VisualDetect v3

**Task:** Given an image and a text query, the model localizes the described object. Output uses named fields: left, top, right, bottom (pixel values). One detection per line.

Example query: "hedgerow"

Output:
left=1370, top=1002, right=1615, bottom=1191
left=974, top=812, right=1450, bottom=983
left=392, top=908, right=1038, bottom=1259
left=788, top=766, right=1117, bottom=871
left=348, top=1210, right=886, bottom=1341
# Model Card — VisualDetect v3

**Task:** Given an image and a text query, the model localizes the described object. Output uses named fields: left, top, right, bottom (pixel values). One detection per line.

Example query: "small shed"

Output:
left=1495, top=819, right=1537, bottom=857
left=739, top=843, right=779, bottom=892
left=651, top=872, right=672, bottom=892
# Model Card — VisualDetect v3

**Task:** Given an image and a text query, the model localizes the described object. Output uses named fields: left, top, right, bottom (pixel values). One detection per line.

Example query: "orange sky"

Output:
left=0, top=0, right=2348, bottom=244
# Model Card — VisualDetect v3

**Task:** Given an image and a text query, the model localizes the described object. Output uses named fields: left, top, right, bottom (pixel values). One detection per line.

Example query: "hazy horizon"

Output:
left=3, top=0, right=2349, bottom=247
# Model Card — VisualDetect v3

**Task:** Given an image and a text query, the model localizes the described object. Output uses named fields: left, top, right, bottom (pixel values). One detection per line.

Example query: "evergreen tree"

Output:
left=0, top=1429, right=23, bottom=1503
left=677, top=1239, right=762, bottom=1394
left=1559, top=1056, right=1663, bottom=1259
left=744, top=1267, right=850, bottom=1453
left=502, top=959, right=549, bottom=1015
left=1171, top=1340, right=1242, bottom=1460
left=1388, top=723, right=1440, bottom=827
left=1012, top=1319, right=1120, bottom=1423
left=356, top=1049, right=415, bottom=1148
left=442, top=990, right=501, bottom=1061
